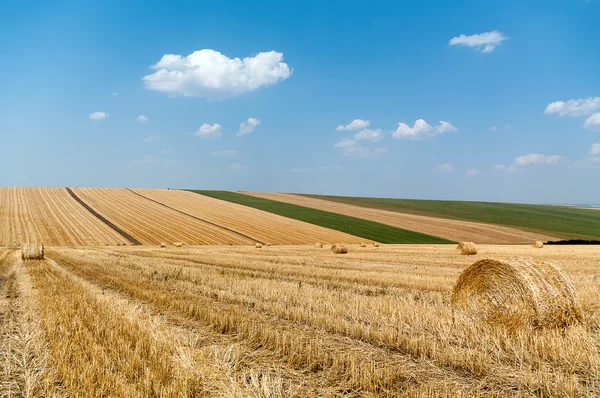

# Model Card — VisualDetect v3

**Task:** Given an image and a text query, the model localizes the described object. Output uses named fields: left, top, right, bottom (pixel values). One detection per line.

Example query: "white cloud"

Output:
left=210, top=149, right=238, bottom=157
left=514, top=153, right=564, bottom=166
left=237, top=117, right=261, bottom=136
left=590, top=143, right=600, bottom=155
left=336, top=119, right=370, bottom=131
left=544, top=97, right=600, bottom=117
left=466, top=168, right=481, bottom=177
left=89, top=111, right=109, bottom=121
left=449, top=30, right=508, bottom=53
left=392, top=119, right=457, bottom=139
left=434, top=163, right=454, bottom=173
left=584, top=113, right=600, bottom=130
left=229, top=162, right=247, bottom=171
left=493, top=164, right=509, bottom=172
left=143, top=134, right=158, bottom=143
left=194, top=123, right=222, bottom=138
left=353, top=128, right=383, bottom=142
left=112, top=92, right=119, bottom=96
left=341, top=146, right=386, bottom=158
left=334, top=138, right=356, bottom=148
left=488, top=126, right=497, bottom=132
left=143, top=49, right=292, bottom=100
left=137, top=115, right=148, bottom=123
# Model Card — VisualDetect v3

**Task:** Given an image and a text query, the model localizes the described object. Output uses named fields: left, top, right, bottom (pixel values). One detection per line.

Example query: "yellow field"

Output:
left=1, top=244, right=598, bottom=397
left=243, top=192, right=557, bottom=243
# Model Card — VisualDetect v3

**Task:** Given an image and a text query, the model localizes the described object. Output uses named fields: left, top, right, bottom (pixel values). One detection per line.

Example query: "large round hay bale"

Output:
left=315, top=242, right=323, bottom=248
left=532, top=241, right=544, bottom=249
left=457, top=242, right=477, bottom=255
left=451, top=258, right=582, bottom=329
left=255, top=243, right=263, bottom=248
left=331, top=244, right=348, bottom=254
left=21, top=243, right=44, bottom=260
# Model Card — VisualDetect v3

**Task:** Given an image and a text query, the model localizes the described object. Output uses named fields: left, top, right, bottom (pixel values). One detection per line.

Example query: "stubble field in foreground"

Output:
left=1, top=244, right=598, bottom=397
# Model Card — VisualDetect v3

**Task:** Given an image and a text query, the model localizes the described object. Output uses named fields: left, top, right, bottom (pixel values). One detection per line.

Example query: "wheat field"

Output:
left=1, top=244, right=598, bottom=397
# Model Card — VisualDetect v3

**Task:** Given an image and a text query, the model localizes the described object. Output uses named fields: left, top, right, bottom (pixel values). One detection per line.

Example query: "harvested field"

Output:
left=130, top=188, right=363, bottom=244
left=71, top=188, right=258, bottom=245
left=0, top=187, right=130, bottom=246
left=244, top=192, right=557, bottom=244
left=1, top=244, right=598, bottom=396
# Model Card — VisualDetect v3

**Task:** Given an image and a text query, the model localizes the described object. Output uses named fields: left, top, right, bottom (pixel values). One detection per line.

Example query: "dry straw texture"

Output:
left=457, top=242, right=477, bottom=255
left=21, top=243, right=44, bottom=260
left=331, top=244, right=348, bottom=254
left=452, top=258, right=583, bottom=330
left=532, top=241, right=544, bottom=248
left=314, top=242, right=323, bottom=248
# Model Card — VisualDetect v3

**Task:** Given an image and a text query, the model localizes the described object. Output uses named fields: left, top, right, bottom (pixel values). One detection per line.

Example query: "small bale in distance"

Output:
left=21, top=243, right=44, bottom=260
left=532, top=241, right=544, bottom=249
left=457, top=242, right=478, bottom=255
left=173, top=242, right=184, bottom=248
left=160, top=242, right=167, bottom=248
left=360, top=243, right=366, bottom=248
left=451, top=258, right=583, bottom=330
left=315, top=242, right=323, bottom=248
left=331, top=244, right=348, bottom=254
left=255, top=243, right=263, bottom=248
left=373, top=242, right=379, bottom=247
left=265, top=242, right=272, bottom=247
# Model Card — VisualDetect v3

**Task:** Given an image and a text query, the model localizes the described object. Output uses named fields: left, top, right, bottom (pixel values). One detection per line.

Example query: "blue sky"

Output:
left=1, top=0, right=599, bottom=204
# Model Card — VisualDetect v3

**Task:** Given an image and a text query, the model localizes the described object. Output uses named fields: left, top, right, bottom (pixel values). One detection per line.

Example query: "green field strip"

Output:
left=187, top=190, right=454, bottom=244
left=301, top=194, right=600, bottom=240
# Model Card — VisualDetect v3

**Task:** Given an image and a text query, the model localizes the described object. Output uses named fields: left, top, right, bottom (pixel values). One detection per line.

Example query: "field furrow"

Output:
left=243, top=192, right=558, bottom=244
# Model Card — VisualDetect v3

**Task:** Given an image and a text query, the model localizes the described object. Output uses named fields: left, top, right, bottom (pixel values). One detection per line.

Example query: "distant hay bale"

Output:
left=457, top=242, right=478, bottom=255
left=452, top=258, right=583, bottom=330
left=173, top=242, right=184, bottom=247
left=331, top=244, right=348, bottom=254
left=315, top=242, right=323, bottom=248
left=255, top=243, right=263, bottom=248
left=265, top=242, right=272, bottom=246
left=532, top=241, right=544, bottom=248
left=360, top=243, right=366, bottom=248
left=373, top=242, right=379, bottom=247
left=160, top=242, right=167, bottom=248
left=21, top=243, right=44, bottom=260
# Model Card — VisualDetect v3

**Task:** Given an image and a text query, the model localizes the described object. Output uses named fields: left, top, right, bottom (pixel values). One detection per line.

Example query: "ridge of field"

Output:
left=190, top=190, right=454, bottom=244
left=3, top=244, right=598, bottom=396
left=301, top=193, right=600, bottom=240
left=132, top=188, right=363, bottom=244
left=72, top=188, right=256, bottom=245
left=243, top=192, right=557, bottom=244
left=0, top=187, right=130, bottom=246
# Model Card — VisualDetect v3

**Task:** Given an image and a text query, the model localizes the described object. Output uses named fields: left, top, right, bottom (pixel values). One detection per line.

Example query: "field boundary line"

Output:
left=126, top=188, right=263, bottom=244
left=65, top=188, right=141, bottom=245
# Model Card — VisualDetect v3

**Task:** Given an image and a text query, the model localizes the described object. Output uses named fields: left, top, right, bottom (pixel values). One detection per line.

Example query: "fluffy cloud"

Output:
left=336, top=119, right=370, bottom=131
left=143, top=49, right=292, bottom=100
left=514, top=153, right=564, bottom=166
left=449, top=30, right=508, bottom=53
left=237, top=117, right=261, bottom=136
left=137, top=115, right=148, bottom=123
left=488, top=126, right=497, bottom=132
left=229, top=162, right=247, bottom=171
left=493, top=164, right=512, bottom=173
left=590, top=143, right=600, bottom=155
left=466, top=168, right=481, bottom=177
left=434, top=163, right=454, bottom=173
left=584, top=113, right=600, bottom=130
left=194, top=123, right=222, bottom=138
left=89, top=111, right=108, bottom=120
left=392, top=119, right=457, bottom=139
left=210, top=149, right=238, bottom=157
left=353, top=128, right=383, bottom=142
left=334, top=138, right=356, bottom=148
left=544, top=97, right=600, bottom=117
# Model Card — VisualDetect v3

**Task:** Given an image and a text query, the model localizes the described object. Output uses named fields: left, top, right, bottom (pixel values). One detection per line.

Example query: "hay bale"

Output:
left=255, top=243, right=263, bottom=248
left=160, top=242, right=167, bottom=248
left=457, top=242, right=477, bottom=255
left=373, top=242, right=379, bottom=247
left=173, top=242, right=184, bottom=248
left=331, top=244, right=348, bottom=254
left=21, top=243, right=44, bottom=260
left=532, top=241, right=544, bottom=249
left=265, top=242, right=272, bottom=247
left=360, top=243, right=366, bottom=248
left=315, top=242, right=323, bottom=248
left=451, top=258, right=582, bottom=329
